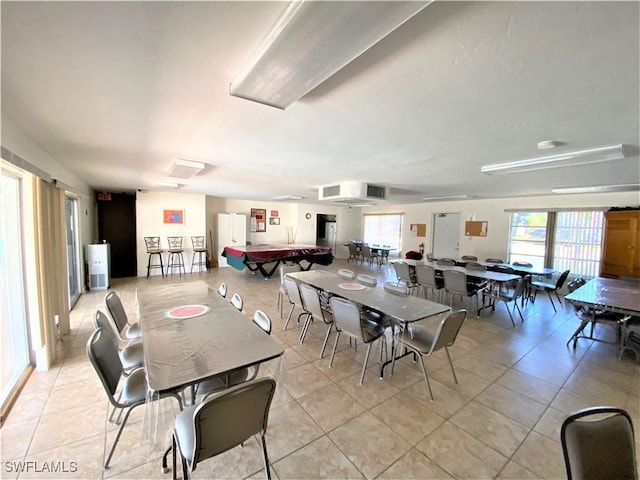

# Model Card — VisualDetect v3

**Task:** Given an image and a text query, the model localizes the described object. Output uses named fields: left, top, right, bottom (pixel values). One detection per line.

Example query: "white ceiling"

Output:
left=2, top=1, right=639, bottom=205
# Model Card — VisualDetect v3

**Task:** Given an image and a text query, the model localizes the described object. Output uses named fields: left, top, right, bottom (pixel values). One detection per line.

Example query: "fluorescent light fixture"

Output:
left=272, top=195, right=303, bottom=201
left=230, top=1, right=430, bottom=109
left=422, top=195, right=472, bottom=202
left=156, top=181, right=179, bottom=189
left=552, top=184, right=640, bottom=194
left=168, top=159, right=205, bottom=179
left=481, top=144, right=632, bottom=175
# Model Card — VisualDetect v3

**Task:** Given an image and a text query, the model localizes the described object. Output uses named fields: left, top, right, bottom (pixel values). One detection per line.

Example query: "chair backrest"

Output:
left=86, top=328, right=124, bottom=397
left=428, top=309, right=467, bottom=354
left=436, top=258, right=456, bottom=266
left=338, top=269, right=356, bottom=280
left=556, top=269, right=571, bottom=289
left=383, top=282, right=408, bottom=296
left=443, top=270, right=468, bottom=295
left=361, top=245, right=372, bottom=257
left=348, top=243, right=359, bottom=256
left=167, top=236, right=183, bottom=250
left=144, top=236, right=161, bottom=252
left=414, top=264, right=438, bottom=287
left=299, top=284, right=325, bottom=321
left=512, top=261, right=533, bottom=267
left=356, top=274, right=377, bottom=287
left=512, top=276, right=529, bottom=300
left=283, top=277, right=303, bottom=307
left=105, top=291, right=129, bottom=333
left=461, top=255, right=478, bottom=261
left=94, top=310, right=119, bottom=348
left=230, top=293, right=243, bottom=311
left=560, top=406, right=637, bottom=480
left=485, top=258, right=505, bottom=264
left=218, top=282, right=227, bottom=298
left=279, top=264, right=300, bottom=284
left=465, top=262, right=486, bottom=271
left=252, top=310, right=272, bottom=335
left=493, top=265, right=516, bottom=274
left=426, top=252, right=435, bottom=262
left=189, top=378, right=277, bottom=468
left=191, top=236, right=205, bottom=249
left=393, top=261, right=412, bottom=282
left=329, top=297, right=365, bottom=341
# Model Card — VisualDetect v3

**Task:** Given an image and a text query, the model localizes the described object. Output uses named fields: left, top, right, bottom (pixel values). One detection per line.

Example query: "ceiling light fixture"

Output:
left=168, top=159, right=205, bottom=179
left=422, top=195, right=473, bottom=202
left=156, top=181, right=179, bottom=189
left=481, top=144, right=632, bottom=175
left=229, top=1, right=430, bottom=109
left=551, top=183, right=640, bottom=194
left=272, top=195, right=303, bottom=201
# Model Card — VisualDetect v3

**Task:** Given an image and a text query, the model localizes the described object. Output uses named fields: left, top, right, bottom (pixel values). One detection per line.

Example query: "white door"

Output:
left=218, top=213, right=247, bottom=267
left=432, top=212, right=461, bottom=259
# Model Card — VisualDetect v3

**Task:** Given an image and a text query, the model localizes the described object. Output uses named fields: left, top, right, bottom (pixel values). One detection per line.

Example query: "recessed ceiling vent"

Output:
left=318, top=181, right=388, bottom=205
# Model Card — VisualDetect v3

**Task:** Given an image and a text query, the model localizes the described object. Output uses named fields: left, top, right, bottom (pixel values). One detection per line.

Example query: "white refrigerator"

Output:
left=217, top=213, right=247, bottom=267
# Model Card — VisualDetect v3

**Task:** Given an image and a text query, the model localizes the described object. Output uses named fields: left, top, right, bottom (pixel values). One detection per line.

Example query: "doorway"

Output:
left=433, top=212, right=461, bottom=259
left=65, top=196, right=81, bottom=307
left=97, top=193, right=137, bottom=278
left=316, top=214, right=337, bottom=252
left=1, top=173, right=31, bottom=419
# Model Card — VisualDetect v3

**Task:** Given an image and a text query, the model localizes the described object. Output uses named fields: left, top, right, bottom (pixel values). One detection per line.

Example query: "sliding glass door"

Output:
left=1, top=173, right=31, bottom=414
left=65, top=196, right=81, bottom=307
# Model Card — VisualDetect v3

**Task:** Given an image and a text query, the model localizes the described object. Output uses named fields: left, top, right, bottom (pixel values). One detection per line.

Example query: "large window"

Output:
left=553, top=211, right=604, bottom=277
left=508, top=212, right=548, bottom=269
left=363, top=214, right=403, bottom=252
left=508, top=210, right=605, bottom=277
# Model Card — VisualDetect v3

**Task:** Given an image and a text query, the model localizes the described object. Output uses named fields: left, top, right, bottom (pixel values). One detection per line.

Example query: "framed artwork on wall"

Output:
left=250, top=208, right=267, bottom=232
left=163, top=209, right=184, bottom=224
left=269, top=217, right=280, bottom=225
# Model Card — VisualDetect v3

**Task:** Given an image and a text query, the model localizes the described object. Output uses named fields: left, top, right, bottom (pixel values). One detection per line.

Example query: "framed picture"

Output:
left=250, top=208, right=267, bottom=232
left=163, top=209, right=184, bottom=224
left=269, top=217, right=280, bottom=225
left=270, top=210, right=279, bottom=217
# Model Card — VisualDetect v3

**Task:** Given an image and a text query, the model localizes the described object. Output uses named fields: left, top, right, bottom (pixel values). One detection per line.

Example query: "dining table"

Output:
left=285, top=270, right=451, bottom=377
left=564, top=276, right=640, bottom=359
left=137, top=280, right=284, bottom=396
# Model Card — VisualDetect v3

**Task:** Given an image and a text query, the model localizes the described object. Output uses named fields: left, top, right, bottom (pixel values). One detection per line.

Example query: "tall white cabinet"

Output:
left=217, top=213, right=247, bottom=267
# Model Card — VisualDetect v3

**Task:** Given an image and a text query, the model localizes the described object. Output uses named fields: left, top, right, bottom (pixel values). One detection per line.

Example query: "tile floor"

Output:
left=1, top=259, right=638, bottom=479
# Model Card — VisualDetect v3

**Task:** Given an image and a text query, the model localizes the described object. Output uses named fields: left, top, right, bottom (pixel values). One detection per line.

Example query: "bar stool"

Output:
left=144, top=236, right=164, bottom=278
left=166, top=236, right=186, bottom=276
left=190, top=236, right=208, bottom=274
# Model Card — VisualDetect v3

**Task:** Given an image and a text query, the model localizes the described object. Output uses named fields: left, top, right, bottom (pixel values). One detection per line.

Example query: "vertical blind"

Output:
left=363, top=214, right=404, bottom=251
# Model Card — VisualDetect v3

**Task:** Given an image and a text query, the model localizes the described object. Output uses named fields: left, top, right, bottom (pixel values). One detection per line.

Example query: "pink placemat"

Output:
left=339, top=282, right=366, bottom=291
left=164, top=304, right=210, bottom=319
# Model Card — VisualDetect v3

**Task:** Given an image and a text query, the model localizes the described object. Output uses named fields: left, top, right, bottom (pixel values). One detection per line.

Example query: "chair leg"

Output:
left=514, top=302, right=524, bottom=323
left=299, top=314, right=312, bottom=344
left=417, top=354, right=434, bottom=401
left=105, top=405, right=135, bottom=468
left=319, top=324, right=333, bottom=358
left=359, top=343, right=373, bottom=385
left=283, top=303, right=295, bottom=329
left=261, top=432, right=272, bottom=480
left=329, top=331, right=341, bottom=368
left=444, top=346, right=458, bottom=385
left=547, top=291, right=557, bottom=312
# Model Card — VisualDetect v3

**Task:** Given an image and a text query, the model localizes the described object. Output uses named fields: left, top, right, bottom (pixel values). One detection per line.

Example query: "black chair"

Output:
left=167, top=236, right=186, bottom=276
left=87, top=328, right=183, bottom=469
left=531, top=269, right=570, bottom=312
left=560, top=406, right=637, bottom=480
left=144, top=236, right=165, bottom=278
left=170, top=378, right=277, bottom=480
left=190, top=236, right=208, bottom=274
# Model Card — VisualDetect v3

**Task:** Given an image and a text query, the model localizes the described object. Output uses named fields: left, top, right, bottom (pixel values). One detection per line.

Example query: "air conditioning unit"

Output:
left=318, top=181, right=388, bottom=205
left=87, top=243, right=110, bottom=291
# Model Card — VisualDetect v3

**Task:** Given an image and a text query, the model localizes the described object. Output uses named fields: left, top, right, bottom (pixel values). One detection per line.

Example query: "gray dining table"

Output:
left=286, top=270, right=451, bottom=376
left=565, top=276, right=640, bottom=358
left=137, top=280, right=284, bottom=394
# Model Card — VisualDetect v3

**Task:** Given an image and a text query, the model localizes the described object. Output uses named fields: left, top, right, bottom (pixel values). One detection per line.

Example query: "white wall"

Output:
left=136, top=191, right=206, bottom=275
left=362, top=192, right=640, bottom=261
left=204, top=198, right=360, bottom=260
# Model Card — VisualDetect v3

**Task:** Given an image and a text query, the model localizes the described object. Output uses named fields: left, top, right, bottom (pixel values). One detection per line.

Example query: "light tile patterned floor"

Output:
left=1, top=259, right=639, bottom=479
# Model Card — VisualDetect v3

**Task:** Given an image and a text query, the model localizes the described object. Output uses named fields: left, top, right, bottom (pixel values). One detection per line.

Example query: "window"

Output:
left=508, top=212, right=548, bottom=269
left=508, top=210, right=605, bottom=277
left=553, top=211, right=604, bottom=277
left=363, top=214, right=403, bottom=252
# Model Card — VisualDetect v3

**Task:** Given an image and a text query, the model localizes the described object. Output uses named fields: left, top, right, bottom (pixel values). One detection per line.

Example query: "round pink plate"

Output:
left=165, top=304, right=210, bottom=319
left=339, top=282, right=366, bottom=291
